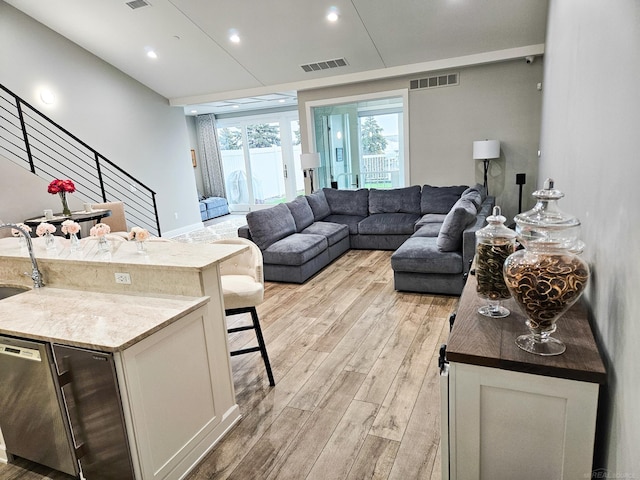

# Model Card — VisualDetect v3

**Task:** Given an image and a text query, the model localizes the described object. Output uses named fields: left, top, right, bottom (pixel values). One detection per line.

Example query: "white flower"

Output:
left=11, top=223, right=32, bottom=236
left=128, top=226, right=150, bottom=242
left=36, top=222, right=56, bottom=236
left=90, top=223, right=111, bottom=237
left=61, top=220, right=80, bottom=235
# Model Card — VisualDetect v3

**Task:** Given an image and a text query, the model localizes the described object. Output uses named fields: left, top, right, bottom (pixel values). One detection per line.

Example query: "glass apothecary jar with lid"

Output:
left=503, top=178, right=590, bottom=356
left=475, top=205, right=517, bottom=318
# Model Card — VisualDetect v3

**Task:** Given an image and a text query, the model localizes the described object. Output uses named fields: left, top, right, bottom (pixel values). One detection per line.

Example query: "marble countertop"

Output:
left=0, top=287, right=209, bottom=352
left=0, top=236, right=247, bottom=271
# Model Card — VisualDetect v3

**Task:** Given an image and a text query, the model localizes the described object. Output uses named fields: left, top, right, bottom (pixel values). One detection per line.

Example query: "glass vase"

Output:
left=136, top=240, right=147, bottom=254
left=97, top=235, right=110, bottom=252
left=504, top=179, right=590, bottom=356
left=475, top=205, right=516, bottom=318
left=44, top=231, right=56, bottom=250
left=59, top=192, right=72, bottom=216
left=504, top=248, right=589, bottom=355
left=69, top=232, right=81, bottom=252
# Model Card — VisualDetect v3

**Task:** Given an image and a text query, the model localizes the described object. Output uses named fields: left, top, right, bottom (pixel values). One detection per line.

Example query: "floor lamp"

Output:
left=473, top=140, right=500, bottom=194
left=301, top=153, right=321, bottom=193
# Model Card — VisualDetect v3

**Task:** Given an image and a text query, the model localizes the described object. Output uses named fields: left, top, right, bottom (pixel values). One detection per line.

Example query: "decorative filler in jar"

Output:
left=475, top=205, right=516, bottom=318
left=503, top=179, right=589, bottom=356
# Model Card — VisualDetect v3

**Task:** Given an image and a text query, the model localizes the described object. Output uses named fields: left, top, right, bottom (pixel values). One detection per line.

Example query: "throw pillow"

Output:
left=421, top=184, right=468, bottom=214
left=323, top=188, right=369, bottom=216
left=436, top=198, right=478, bottom=252
left=461, top=183, right=487, bottom=206
left=306, top=190, right=331, bottom=221
left=246, top=203, right=296, bottom=250
left=369, top=186, right=421, bottom=214
left=286, top=196, right=314, bottom=231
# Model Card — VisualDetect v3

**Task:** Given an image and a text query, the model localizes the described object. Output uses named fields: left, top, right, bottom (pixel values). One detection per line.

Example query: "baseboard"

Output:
left=163, top=222, right=205, bottom=238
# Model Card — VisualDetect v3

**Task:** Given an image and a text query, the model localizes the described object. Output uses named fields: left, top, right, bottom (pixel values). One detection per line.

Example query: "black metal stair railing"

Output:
left=0, top=84, right=161, bottom=236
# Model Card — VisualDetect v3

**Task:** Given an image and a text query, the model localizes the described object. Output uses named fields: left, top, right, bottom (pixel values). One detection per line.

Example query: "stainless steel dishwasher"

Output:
left=0, top=335, right=135, bottom=479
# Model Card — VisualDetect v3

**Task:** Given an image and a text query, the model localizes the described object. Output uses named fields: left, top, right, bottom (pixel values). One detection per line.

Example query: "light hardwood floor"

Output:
left=0, top=250, right=457, bottom=480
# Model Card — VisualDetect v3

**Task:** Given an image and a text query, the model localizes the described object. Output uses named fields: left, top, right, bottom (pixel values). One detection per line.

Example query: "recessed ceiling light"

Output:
left=229, top=30, right=240, bottom=43
left=145, top=47, right=158, bottom=59
left=327, top=7, right=339, bottom=22
left=190, top=110, right=198, bottom=114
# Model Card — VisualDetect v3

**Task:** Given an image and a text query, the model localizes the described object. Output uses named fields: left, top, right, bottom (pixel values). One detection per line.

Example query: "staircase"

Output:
left=0, top=84, right=161, bottom=236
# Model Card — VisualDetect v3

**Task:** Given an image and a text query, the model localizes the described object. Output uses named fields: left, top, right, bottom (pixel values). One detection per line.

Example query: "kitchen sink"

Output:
left=0, top=285, right=30, bottom=300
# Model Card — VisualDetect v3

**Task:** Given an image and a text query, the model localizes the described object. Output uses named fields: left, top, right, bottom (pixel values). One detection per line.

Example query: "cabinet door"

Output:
left=448, top=363, right=598, bottom=480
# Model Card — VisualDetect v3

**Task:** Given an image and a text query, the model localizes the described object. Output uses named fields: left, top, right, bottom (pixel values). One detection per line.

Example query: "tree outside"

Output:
left=360, top=116, right=387, bottom=154
left=218, top=124, right=281, bottom=150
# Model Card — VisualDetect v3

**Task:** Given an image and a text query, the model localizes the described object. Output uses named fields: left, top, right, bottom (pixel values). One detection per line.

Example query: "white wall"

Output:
left=540, top=0, right=640, bottom=476
left=298, top=59, right=543, bottom=222
left=0, top=1, right=202, bottom=235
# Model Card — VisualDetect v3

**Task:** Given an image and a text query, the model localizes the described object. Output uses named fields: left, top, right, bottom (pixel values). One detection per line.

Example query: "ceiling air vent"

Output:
left=410, top=72, right=459, bottom=90
left=301, top=58, right=348, bottom=73
left=125, top=0, right=151, bottom=9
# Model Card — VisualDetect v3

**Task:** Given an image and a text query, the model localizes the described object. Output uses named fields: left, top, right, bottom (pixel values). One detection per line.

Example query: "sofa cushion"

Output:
left=412, top=223, right=442, bottom=237
left=436, top=198, right=478, bottom=252
left=262, top=233, right=327, bottom=266
left=421, top=185, right=468, bottom=214
left=306, top=190, right=331, bottom=221
left=323, top=188, right=369, bottom=216
left=358, top=213, right=420, bottom=235
left=323, top=214, right=367, bottom=235
left=462, top=183, right=488, bottom=203
left=301, top=221, right=349, bottom=246
left=286, top=196, right=314, bottom=231
left=368, top=186, right=421, bottom=215
left=460, top=184, right=486, bottom=209
left=391, top=237, right=463, bottom=274
left=246, top=203, right=296, bottom=250
left=414, top=213, right=447, bottom=231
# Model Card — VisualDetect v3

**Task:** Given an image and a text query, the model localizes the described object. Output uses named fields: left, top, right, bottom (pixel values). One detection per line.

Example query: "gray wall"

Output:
left=0, top=1, right=201, bottom=236
left=298, top=59, right=543, bottom=222
left=540, top=0, right=639, bottom=476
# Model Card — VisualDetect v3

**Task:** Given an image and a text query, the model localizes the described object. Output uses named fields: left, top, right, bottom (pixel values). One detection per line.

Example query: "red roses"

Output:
left=47, top=179, right=76, bottom=194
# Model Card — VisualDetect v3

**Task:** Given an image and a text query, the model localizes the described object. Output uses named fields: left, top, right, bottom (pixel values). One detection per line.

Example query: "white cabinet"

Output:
left=447, top=362, right=599, bottom=480
left=116, top=304, right=240, bottom=480
left=442, top=273, right=605, bottom=480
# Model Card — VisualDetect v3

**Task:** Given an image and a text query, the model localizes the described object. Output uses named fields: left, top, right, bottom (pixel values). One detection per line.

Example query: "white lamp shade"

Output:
left=473, top=140, right=500, bottom=160
left=300, top=152, right=321, bottom=169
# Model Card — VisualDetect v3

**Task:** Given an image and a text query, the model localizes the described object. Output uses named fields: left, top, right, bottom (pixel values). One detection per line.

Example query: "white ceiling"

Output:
left=6, top=0, right=548, bottom=115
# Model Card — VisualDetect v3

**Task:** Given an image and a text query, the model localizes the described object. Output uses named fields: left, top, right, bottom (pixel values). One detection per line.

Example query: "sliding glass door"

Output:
left=217, top=111, right=301, bottom=211
left=309, top=91, right=407, bottom=190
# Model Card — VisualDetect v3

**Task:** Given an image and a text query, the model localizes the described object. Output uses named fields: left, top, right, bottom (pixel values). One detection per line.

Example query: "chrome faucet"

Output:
left=0, top=223, right=44, bottom=288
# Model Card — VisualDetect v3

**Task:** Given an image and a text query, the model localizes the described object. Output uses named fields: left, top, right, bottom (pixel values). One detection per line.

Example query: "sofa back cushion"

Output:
left=286, top=196, right=314, bottom=231
left=246, top=203, right=297, bottom=250
left=461, top=184, right=487, bottom=209
left=323, top=188, right=369, bottom=216
left=369, top=186, right=421, bottom=214
left=421, top=184, right=468, bottom=214
left=436, top=197, right=478, bottom=252
left=306, top=190, right=331, bottom=221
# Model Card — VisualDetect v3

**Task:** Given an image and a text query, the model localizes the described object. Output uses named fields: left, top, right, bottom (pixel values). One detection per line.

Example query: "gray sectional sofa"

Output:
left=238, top=184, right=494, bottom=295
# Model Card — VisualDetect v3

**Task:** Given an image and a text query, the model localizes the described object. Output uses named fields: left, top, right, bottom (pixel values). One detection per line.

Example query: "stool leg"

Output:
left=249, top=307, right=275, bottom=386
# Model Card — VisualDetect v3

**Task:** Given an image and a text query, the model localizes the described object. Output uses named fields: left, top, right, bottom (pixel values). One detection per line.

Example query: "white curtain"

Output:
left=196, top=114, right=226, bottom=198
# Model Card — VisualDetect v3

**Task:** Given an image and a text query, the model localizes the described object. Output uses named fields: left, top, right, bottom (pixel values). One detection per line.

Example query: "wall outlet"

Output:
left=115, top=272, right=131, bottom=284
left=174, top=212, right=179, bottom=220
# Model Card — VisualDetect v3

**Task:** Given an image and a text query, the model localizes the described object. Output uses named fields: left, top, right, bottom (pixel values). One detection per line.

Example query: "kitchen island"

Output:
left=0, top=236, right=247, bottom=479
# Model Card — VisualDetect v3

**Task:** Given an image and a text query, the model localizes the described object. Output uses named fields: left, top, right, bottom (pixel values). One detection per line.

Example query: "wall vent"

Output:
left=301, top=58, right=348, bottom=73
left=125, top=0, right=151, bottom=10
left=410, top=72, right=459, bottom=90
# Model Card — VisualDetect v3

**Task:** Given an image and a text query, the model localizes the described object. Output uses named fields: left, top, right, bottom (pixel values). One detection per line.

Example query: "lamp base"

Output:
left=483, top=159, right=490, bottom=195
